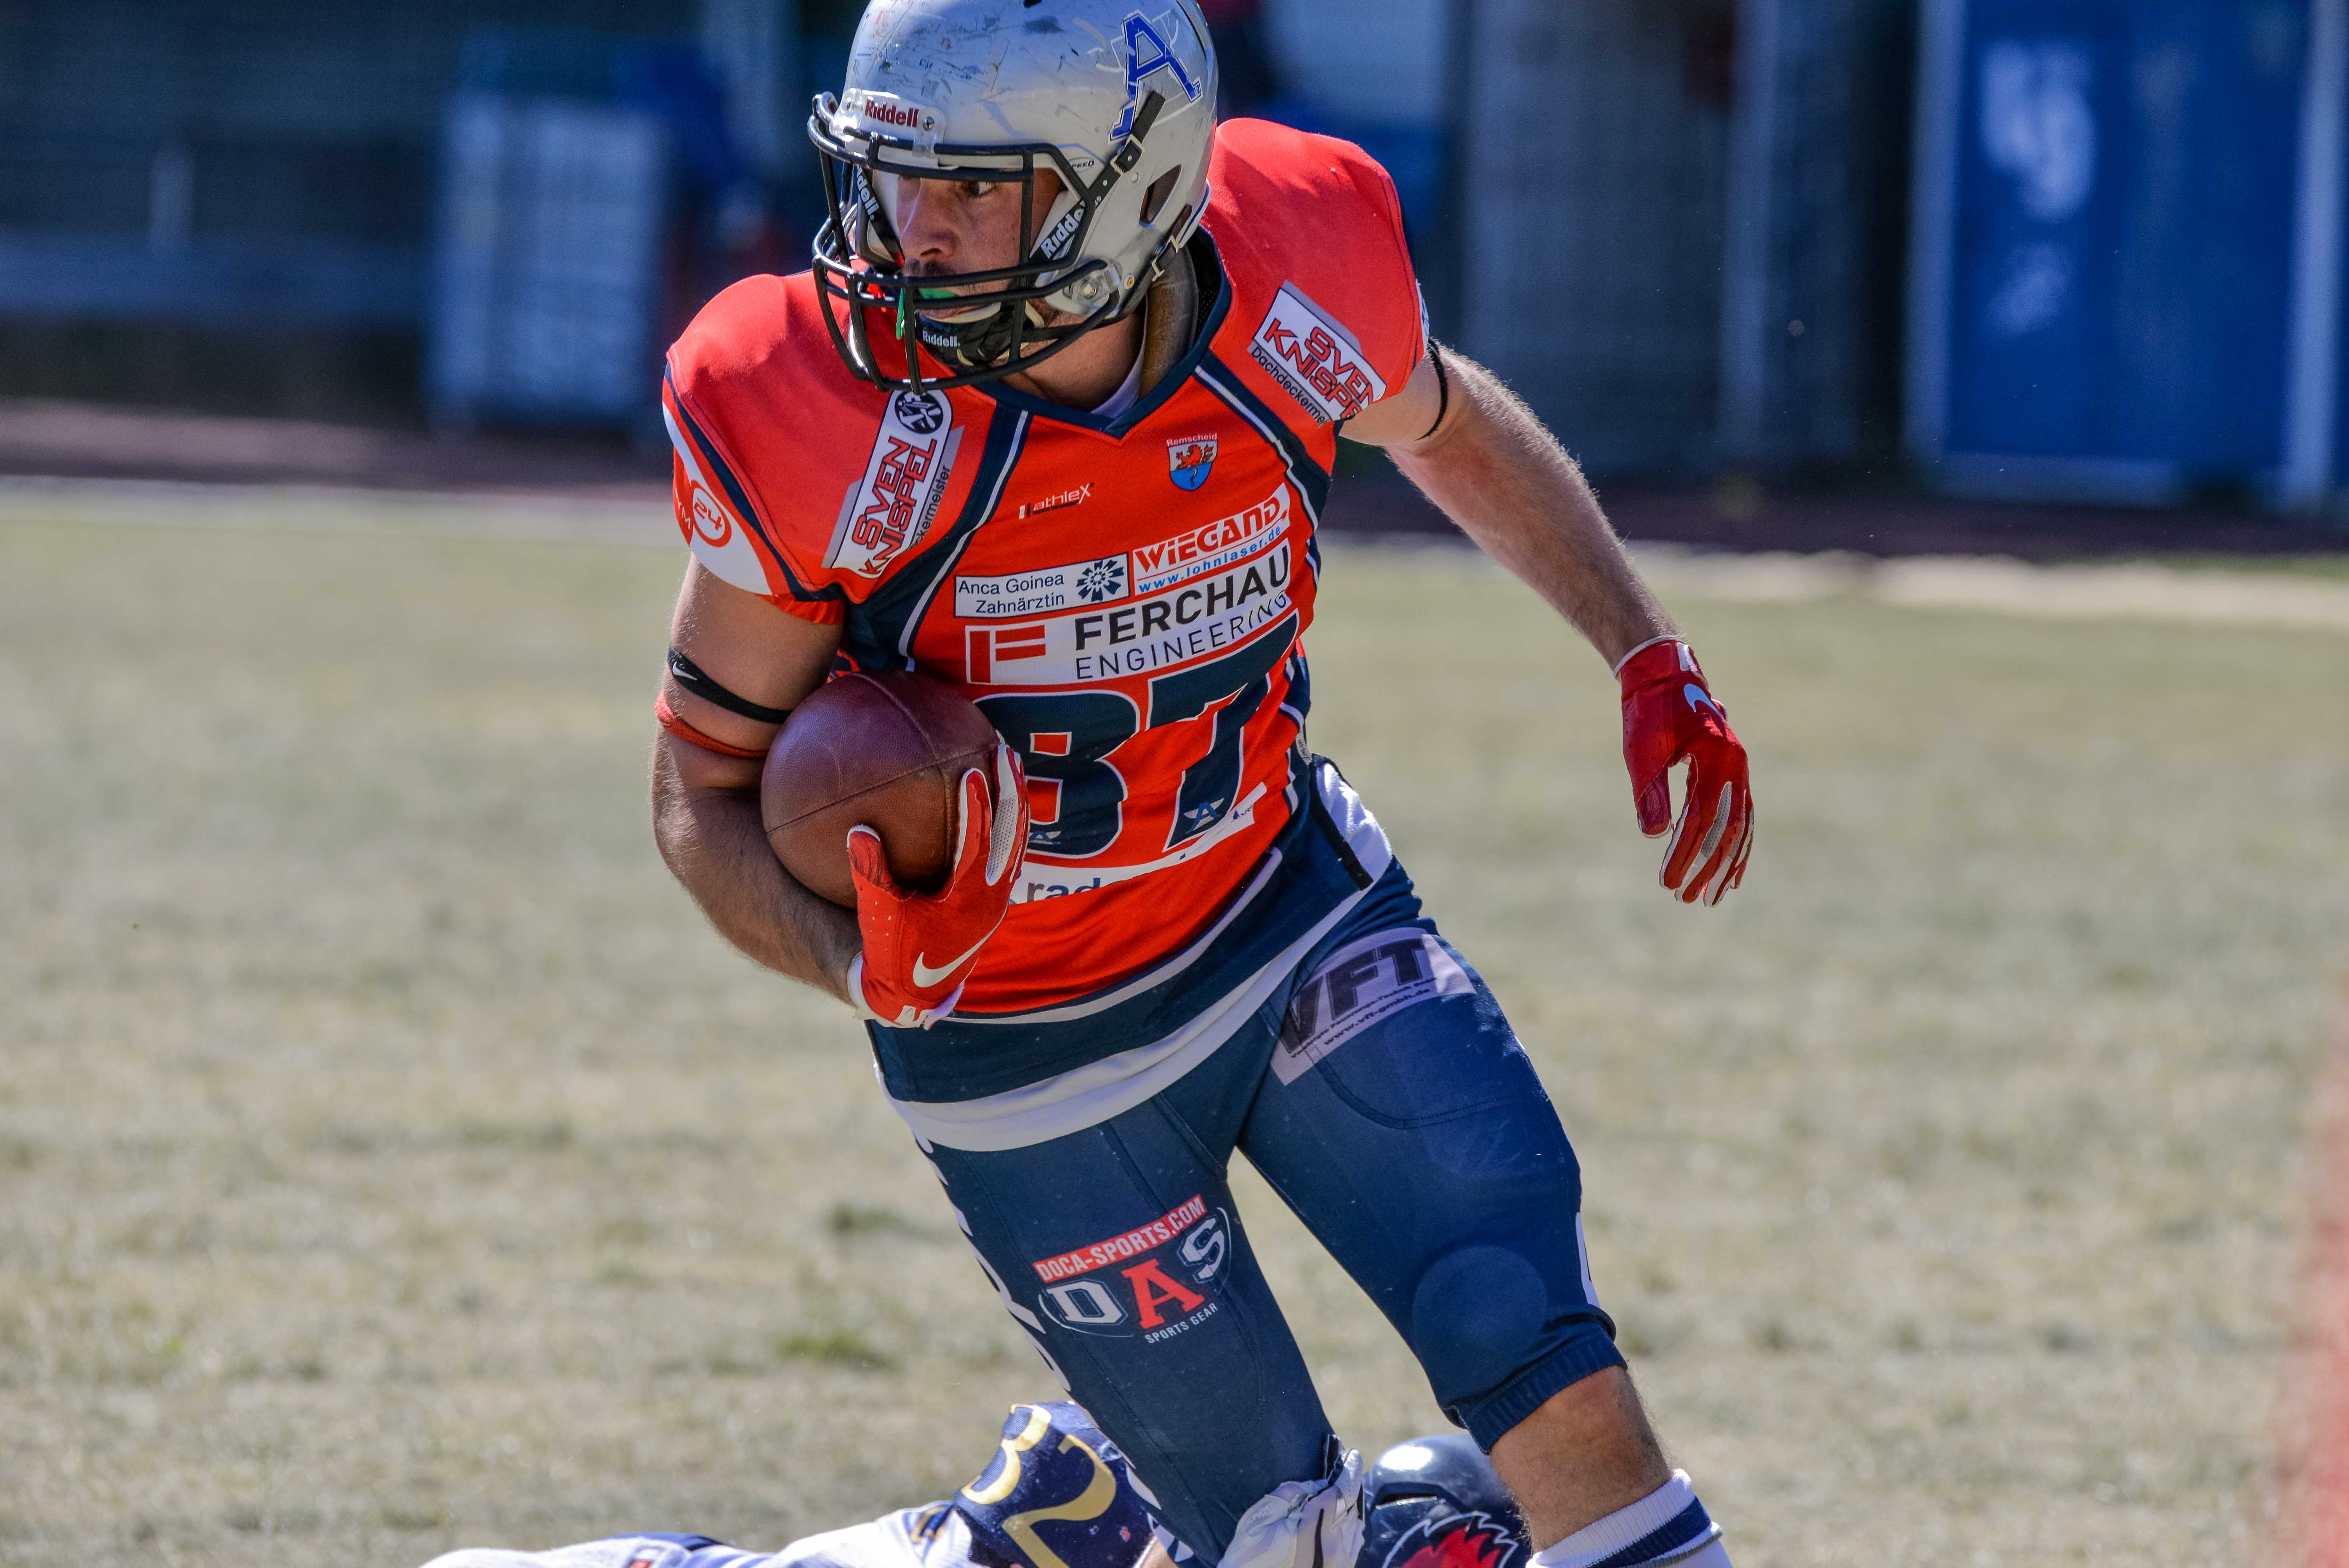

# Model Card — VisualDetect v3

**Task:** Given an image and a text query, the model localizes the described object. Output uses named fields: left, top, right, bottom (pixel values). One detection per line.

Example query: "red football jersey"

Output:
left=663, top=119, right=1425, bottom=1015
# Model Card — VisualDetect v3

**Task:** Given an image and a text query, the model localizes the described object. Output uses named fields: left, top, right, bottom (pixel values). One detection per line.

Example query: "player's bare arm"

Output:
left=1344, top=350, right=1671, bottom=665
left=1348, top=351, right=1756, bottom=904
left=650, top=561, right=860, bottom=1003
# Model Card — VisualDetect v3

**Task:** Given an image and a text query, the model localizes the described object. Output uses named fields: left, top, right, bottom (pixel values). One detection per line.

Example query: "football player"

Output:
left=649, top=5, right=1750, bottom=1568
left=415, top=1409, right=1546, bottom=1568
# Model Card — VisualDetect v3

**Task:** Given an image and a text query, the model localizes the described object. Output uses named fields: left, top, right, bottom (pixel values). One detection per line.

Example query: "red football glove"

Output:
left=1617, top=637, right=1754, bottom=907
left=847, top=744, right=1029, bottom=1029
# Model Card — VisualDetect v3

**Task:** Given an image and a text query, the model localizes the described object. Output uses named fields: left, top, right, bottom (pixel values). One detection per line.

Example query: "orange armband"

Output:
left=656, top=692, right=772, bottom=760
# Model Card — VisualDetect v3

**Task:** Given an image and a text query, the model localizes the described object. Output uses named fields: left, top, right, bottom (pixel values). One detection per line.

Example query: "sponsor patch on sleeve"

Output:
left=1250, top=282, right=1389, bottom=424
left=828, top=390, right=964, bottom=579
left=1273, top=930, right=1473, bottom=1085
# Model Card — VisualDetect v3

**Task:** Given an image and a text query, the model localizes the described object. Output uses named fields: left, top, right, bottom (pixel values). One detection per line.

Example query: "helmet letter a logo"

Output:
left=1114, top=14, right=1201, bottom=138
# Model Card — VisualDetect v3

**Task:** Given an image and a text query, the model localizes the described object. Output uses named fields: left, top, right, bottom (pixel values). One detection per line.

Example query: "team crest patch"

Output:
left=828, top=390, right=963, bottom=579
left=1167, top=434, right=1217, bottom=491
left=1274, top=930, right=1473, bottom=1085
left=1251, top=282, right=1389, bottom=424
left=1031, top=1194, right=1230, bottom=1343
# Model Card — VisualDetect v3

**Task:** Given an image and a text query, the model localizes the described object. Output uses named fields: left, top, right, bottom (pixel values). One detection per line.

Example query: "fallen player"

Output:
left=419, top=1404, right=1558, bottom=1568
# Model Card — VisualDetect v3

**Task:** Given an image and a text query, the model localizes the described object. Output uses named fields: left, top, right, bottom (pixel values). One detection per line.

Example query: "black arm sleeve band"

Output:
left=666, top=647, right=792, bottom=726
left=1420, top=339, right=1452, bottom=442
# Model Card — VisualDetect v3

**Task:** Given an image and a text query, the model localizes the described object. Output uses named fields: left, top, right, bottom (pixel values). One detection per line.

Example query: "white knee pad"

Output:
left=1217, top=1450, right=1364, bottom=1568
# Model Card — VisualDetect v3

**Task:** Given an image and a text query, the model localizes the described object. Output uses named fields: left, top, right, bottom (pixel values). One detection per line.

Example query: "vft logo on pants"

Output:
left=1031, top=1194, right=1231, bottom=1342
left=1274, top=930, right=1474, bottom=1086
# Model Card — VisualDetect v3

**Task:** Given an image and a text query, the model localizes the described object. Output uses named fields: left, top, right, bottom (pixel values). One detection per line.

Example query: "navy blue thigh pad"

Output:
left=1241, top=929, right=1623, bottom=1445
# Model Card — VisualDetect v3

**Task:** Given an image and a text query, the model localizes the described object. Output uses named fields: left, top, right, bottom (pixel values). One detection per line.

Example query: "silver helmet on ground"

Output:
left=808, top=0, right=1219, bottom=392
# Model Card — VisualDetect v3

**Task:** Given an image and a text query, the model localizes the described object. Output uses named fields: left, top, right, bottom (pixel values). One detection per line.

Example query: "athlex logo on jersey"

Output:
left=1251, top=282, right=1388, bottom=424
left=1273, top=930, right=1473, bottom=1086
left=1017, top=483, right=1093, bottom=519
left=1032, top=1194, right=1229, bottom=1342
left=1132, top=486, right=1287, bottom=593
left=828, top=391, right=962, bottom=578
left=963, top=541, right=1291, bottom=686
left=955, top=555, right=1128, bottom=620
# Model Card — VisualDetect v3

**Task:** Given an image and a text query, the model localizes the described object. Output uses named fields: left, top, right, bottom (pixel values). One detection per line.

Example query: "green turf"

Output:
left=2, top=496, right=2345, bottom=1567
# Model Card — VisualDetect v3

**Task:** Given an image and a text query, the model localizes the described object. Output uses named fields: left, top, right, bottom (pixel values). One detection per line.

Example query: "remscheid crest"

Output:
left=1167, top=434, right=1217, bottom=491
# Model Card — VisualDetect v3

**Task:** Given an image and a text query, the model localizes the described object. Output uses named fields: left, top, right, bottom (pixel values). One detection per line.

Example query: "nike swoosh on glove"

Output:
left=1617, top=637, right=1754, bottom=906
left=848, top=743, right=1029, bottom=1029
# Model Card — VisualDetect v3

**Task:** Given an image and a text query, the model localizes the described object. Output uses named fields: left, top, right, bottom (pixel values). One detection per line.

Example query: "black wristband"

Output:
left=1420, top=339, right=1451, bottom=442
left=667, top=647, right=792, bottom=726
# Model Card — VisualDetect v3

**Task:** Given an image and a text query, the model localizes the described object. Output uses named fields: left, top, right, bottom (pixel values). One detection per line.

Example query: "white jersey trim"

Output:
left=889, top=766, right=1393, bottom=1152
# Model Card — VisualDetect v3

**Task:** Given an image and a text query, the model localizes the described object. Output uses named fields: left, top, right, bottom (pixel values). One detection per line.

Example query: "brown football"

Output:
left=762, top=670, right=1003, bottom=907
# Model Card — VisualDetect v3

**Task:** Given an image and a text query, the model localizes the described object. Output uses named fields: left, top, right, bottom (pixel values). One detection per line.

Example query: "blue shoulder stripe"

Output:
left=1195, top=354, right=1332, bottom=525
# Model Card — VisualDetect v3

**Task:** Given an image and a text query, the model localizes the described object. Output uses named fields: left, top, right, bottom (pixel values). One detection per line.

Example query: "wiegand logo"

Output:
left=1132, top=487, right=1287, bottom=593
left=828, top=391, right=963, bottom=579
left=1251, top=282, right=1388, bottom=424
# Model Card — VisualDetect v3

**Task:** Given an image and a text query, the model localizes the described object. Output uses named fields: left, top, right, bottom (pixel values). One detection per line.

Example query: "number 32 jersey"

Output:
left=662, top=119, right=1426, bottom=1018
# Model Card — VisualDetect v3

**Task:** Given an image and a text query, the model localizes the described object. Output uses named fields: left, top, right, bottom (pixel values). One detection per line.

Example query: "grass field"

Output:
left=3, top=488, right=2346, bottom=1568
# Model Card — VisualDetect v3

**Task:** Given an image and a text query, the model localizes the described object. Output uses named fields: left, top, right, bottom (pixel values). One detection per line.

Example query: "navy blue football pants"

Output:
left=923, top=868, right=1624, bottom=1563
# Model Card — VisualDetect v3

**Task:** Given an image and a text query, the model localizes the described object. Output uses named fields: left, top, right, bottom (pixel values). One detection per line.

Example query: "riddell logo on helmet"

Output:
left=845, top=90, right=939, bottom=138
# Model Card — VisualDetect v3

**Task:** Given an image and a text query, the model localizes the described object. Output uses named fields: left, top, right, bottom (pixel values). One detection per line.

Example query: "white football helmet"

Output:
left=808, top=0, right=1219, bottom=392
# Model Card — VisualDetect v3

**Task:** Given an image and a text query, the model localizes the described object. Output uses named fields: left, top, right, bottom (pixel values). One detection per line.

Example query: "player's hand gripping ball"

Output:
left=762, top=671, right=1006, bottom=904
left=846, top=743, right=1026, bottom=1028
left=759, top=671, right=1028, bottom=1027
left=1617, top=637, right=1754, bottom=906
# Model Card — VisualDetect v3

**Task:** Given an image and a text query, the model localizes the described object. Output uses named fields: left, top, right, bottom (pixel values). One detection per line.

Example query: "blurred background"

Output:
left=2, top=0, right=2349, bottom=540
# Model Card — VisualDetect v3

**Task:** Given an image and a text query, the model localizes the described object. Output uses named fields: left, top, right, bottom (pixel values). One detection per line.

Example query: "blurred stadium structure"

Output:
left=0, top=0, right=2343, bottom=519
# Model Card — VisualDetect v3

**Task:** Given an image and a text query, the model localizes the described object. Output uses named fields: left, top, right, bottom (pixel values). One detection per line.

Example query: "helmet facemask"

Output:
left=808, top=89, right=1181, bottom=395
